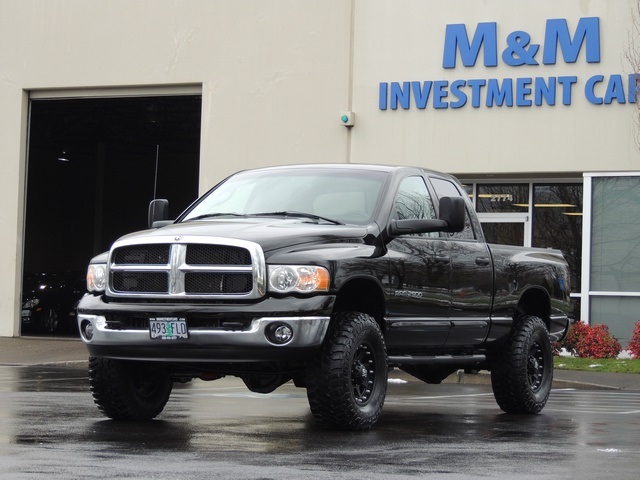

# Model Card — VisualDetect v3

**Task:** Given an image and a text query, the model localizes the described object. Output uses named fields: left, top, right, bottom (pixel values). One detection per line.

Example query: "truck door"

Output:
left=385, top=176, right=451, bottom=349
left=429, top=177, right=493, bottom=347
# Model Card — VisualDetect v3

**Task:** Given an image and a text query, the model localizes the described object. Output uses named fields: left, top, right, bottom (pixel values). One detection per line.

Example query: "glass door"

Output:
left=476, top=213, right=531, bottom=247
left=474, top=183, right=531, bottom=247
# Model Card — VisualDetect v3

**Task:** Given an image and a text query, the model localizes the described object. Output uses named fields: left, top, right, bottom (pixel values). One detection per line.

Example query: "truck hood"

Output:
left=115, top=218, right=374, bottom=253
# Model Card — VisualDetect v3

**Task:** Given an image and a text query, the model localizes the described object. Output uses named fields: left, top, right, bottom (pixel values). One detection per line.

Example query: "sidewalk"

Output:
left=1, top=336, right=639, bottom=391
left=0, top=336, right=88, bottom=367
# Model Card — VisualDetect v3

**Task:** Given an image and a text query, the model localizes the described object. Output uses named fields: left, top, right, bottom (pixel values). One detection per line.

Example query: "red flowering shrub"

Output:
left=574, top=324, right=622, bottom=359
left=559, top=321, right=591, bottom=356
left=559, top=322, right=621, bottom=358
left=627, top=322, right=640, bottom=358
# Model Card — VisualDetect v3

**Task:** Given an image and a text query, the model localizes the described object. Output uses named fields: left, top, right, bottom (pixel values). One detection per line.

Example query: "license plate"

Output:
left=149, top=318, right=188, bottom=340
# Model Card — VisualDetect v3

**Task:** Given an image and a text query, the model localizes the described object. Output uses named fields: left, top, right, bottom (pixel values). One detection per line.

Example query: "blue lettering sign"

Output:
left=516, top=78, right=533, bottom=106
left=557, top=76, right=577, bottom=105
left=390, top=82, right=410, bottom=109
left=486, top=79, right=513, bottom=107
left=379, top=83, right=388, bottom=110
left=502, top=32, right=539, bottom=66
left=586, top=75, right=627, bottom=105
left=629, top=74, right=640, bottom=103
left=585, top=75, right=604, bottom=104
left=604, top=75, right=625, bottom=104
left=450, top=80, right=467, bottom=108
left=443, top=22, right=498, bottom=68
left=534, top=77, right=556, bottom=106
left=433, top=81, right=449, bottom=108
left=412, top=81, right=433, bottom=109
left=542, top=17, right=600, bottom=65
left=467, top=79, right=487, bottom=108
left=379, top=17, right=630, bottom=111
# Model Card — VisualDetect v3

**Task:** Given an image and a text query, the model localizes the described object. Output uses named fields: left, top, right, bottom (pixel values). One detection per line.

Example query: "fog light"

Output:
left=267, top=323, right=293, bottom=345
left=82, top=321, right=94, bottom=341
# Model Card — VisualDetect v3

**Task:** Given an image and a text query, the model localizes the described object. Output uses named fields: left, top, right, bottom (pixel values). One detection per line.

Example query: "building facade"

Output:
left=1, top=0, right=639, bottom=343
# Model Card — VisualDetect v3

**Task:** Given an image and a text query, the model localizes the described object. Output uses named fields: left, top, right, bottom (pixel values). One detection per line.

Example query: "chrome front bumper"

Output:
left=78, top=313, right=331, bottom=362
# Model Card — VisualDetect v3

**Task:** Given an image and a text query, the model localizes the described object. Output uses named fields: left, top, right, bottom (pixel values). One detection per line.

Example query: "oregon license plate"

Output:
left=149, top=318, right=188, bottom=340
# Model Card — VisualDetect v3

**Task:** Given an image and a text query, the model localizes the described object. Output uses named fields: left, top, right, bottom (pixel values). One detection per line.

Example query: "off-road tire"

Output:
left=490, top=315, right=553, bottom=414
left=88, top=356, right=173, bottom=420
left=306, top=312, right=387, bottom=431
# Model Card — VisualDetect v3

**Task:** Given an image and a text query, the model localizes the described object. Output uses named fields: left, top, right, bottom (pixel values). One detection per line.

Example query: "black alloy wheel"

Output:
left=306, top=311, right=388, bottom=431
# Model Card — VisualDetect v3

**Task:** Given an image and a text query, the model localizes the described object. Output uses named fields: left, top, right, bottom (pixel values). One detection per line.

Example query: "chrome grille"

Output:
left=112, top=271, right=168, bottom=293
left=186, top=244, right=251, bottom=265
left=113, top=244, right=170, bottom=265
left=184, top=272, right=252, bottom=294
left=107, top=237, right=265, bottom=299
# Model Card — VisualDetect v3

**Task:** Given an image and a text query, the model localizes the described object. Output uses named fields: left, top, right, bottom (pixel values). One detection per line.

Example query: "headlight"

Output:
left=268, top=265, right=330, bottom=294
left=22, top=298, right=40, bottom=309
left=87, top=264, right=107, bottom=293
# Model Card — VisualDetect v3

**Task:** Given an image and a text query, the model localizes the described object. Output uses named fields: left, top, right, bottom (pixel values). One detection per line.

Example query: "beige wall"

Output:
left=350, top=0, right=640, bottom=174
left=0, top=0, right=353, bottom=336
left=0, top=0, right=638, bottom=336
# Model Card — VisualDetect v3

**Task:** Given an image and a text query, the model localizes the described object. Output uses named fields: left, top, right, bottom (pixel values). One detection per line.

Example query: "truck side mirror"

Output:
left=439, top=196, right=465, bottom=233
left=386, top=196, right=466, bottom=238
left=148, top=199, right=170, bottom=228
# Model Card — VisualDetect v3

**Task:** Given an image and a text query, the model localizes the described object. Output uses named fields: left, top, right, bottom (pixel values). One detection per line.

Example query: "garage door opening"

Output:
left=22, top=95, right=202, bottom=335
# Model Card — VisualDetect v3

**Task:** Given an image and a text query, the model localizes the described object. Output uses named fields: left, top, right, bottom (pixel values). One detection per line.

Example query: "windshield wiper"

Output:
left=252, top=211, right=344, bottom=225
left=185, top=213, right=250, bottom=221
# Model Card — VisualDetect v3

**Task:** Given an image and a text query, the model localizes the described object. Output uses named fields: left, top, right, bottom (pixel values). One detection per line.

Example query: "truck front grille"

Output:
left=112, top=271, right=168, bottom=293
left=106, top=238, right=265, bottom=300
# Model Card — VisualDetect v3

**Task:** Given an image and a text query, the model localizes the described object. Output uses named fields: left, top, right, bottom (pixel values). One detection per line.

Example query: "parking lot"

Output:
left=0, top=360, right=639, bottom=480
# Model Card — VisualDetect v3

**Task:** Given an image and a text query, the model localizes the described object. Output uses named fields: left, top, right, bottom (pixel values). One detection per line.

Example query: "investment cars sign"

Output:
left=379, top=17, right=640, bottom=110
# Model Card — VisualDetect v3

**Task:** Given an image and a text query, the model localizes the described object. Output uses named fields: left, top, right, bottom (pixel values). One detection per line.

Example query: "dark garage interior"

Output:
left=22, top=95, right=202, bottom=333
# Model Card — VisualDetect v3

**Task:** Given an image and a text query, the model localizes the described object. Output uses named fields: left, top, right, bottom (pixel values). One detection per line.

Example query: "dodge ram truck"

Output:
left=77, top=164, right=571, bottom=430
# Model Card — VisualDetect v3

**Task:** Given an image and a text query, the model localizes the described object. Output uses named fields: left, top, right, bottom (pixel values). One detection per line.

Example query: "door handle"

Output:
left=475, top=257, right=491, bottom=266
left=434, top=255, right=450, bottom=264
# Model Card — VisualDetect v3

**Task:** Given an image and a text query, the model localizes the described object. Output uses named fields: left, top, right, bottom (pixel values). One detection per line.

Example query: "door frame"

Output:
left=476, top=213, right=531, bottom=247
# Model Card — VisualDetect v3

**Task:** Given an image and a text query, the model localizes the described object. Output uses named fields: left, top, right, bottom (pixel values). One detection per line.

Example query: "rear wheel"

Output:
left=490, top=315, right=553, bottom=414
left=306, top=312, right=387, bottom=430
left=88, top=356, right=173, bottom=420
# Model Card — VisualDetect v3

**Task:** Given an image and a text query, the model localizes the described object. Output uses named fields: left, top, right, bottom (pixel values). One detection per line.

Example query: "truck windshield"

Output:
left=181, top=168, right=387, bottom=225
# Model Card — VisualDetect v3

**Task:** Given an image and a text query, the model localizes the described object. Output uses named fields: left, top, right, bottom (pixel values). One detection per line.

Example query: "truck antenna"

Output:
left=153, top=144, right=160, bottom=200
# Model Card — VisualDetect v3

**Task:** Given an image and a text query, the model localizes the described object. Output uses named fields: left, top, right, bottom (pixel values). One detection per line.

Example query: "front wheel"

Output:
left=306, top=312, right=387, bottom=431
left=490, top=315, right=553, bottom=414
left=40, top=307, right=59, bottom=334
left=88, top=356, right=173, bottom=420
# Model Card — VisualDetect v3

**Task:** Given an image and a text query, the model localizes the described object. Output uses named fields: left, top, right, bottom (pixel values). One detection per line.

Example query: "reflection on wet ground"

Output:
left=0, top=365, right=639, bottom=479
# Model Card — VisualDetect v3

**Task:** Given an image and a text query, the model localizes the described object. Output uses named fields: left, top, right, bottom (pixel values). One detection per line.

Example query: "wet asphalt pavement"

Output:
left=0, top=362, right=639, bottom=480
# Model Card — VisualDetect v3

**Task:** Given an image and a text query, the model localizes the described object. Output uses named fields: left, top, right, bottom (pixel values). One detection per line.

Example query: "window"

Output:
left=583, top=174, right=640, bottom=346
left=476, top=184, right=529, bottom=213
left=395, top=176, right=437, bottom=236
left=183, top=168, right=386, bottom=225
left=429, top=177, right=475, bottom=240
left=591, top=177, right=640, bottom=292
left=395, top=177, right=436, bottom=220
left=532, top=184, right=582, bottom=292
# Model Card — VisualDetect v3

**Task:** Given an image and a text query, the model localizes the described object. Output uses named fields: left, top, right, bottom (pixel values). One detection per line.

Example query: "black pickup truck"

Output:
left=77, top=164, right=570, bottom=430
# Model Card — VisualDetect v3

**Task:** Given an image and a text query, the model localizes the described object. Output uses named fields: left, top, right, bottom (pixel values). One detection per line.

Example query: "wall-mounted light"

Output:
left=340, top=111, right=355, bottom=127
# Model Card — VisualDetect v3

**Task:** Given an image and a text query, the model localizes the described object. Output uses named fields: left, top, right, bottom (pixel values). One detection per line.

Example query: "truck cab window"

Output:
left=395, top=176, right=438, bottom=238
left=395, top=176, right=436, bottom=221
left=429, top=177, right=476, bottom=240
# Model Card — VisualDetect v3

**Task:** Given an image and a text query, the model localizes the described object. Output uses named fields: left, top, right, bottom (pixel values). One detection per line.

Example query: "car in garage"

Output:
left=21, top=272, right=86, bottom=334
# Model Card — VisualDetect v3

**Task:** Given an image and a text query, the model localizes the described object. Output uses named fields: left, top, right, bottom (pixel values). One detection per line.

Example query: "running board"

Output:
left=388, top=354, right=487, bottom=367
